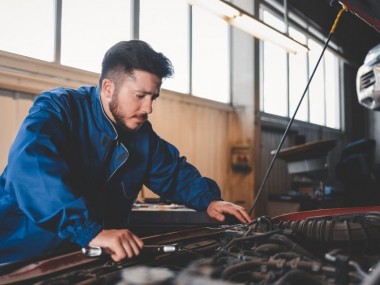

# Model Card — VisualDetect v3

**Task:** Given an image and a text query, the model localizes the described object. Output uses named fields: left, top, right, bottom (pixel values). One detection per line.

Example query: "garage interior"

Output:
left=1, top=0, right=380, bottom=284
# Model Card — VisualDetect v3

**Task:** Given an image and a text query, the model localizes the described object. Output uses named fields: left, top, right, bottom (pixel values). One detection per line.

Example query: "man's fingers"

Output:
left=213, top=210, right=226, bottom=222
left=208, top=201, right=252, bottom=224
left=240, top=208, right=252, bottom=223
left=131, top=233, right=144, bottom=248
left=110, top=243, right=127, bottom=262
left=89, top=229, right=144, bottom=262
left=208, top=205, right=225, bottom=221
left=128, top=234, right=144, bottom=256
left=120, top=231, right=143, bottom=258
left=121, top=241, right=135, bottom=259
left=220, top=206, right=247, bottom=223
left=230, top=205, right=252, bottom=223
left=235, top=209, right=250, bottom=223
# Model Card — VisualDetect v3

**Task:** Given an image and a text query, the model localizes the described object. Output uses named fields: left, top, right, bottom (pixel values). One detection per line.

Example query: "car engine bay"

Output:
left=2, top=207, right=380, bottom=285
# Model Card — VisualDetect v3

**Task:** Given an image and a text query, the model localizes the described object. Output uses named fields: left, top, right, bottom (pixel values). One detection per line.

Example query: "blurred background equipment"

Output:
left=356, top=44, right=380, bottom=110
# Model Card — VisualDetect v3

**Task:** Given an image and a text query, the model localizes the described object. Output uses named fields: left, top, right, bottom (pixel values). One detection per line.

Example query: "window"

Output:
left=325, top=49, right=341, bottom=129
left=289, top=27, right=308, bottom=121
left=260, top=9, right=341, bottom=129
left=308, top=39, right=325, bottom=125
left=140, top=0, right=189, bottom=94
left=191, top=6, right=230, bottom=103
left=141, top=1, right=231, bottom=103
left=61, top=0, right=131, bottom=73
left=0, top=0, right=55, bottom=61
left=261, top=10, right=287, bottom=116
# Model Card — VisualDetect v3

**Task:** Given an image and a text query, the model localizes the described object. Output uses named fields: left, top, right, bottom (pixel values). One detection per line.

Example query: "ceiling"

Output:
left=283, top=0, right=380, bottom=65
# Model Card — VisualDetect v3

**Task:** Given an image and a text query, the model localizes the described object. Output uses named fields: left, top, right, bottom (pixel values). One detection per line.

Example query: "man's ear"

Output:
left=101, top=79, right=114, bottom=99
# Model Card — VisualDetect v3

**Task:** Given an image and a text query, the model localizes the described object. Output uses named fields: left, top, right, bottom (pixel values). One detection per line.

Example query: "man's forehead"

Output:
left=126, top=70, right=161, bottom=84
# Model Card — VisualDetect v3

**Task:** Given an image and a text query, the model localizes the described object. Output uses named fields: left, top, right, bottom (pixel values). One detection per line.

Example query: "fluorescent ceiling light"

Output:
left=187, top=0, right=240, bottom=18
left=229, top=15, right=308, bottom=54
left=188, top=0, right=308, bottom=54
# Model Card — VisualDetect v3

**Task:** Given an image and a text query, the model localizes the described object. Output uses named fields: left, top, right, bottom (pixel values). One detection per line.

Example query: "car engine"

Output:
left=2, top=208, right=380, bottom=285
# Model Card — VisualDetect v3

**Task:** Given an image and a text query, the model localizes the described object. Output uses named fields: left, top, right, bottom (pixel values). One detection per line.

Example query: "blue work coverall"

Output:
left=0, top=86, right=221, bottom=263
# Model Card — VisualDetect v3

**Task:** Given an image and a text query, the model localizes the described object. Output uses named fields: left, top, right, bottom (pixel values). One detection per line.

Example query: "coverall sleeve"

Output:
left=144, top=134, right=222, bottom=211
left=5, top=94, right=102, bottom=247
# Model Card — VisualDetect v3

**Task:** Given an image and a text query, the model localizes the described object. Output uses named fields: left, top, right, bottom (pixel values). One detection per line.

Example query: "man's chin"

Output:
left=125, top=122, right=145, bottom=132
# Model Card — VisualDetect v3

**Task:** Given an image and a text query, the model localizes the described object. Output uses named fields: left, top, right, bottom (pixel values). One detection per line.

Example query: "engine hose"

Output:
left=220, top=260, right=272, bottom=280
left=254, top=243, right=284, bottom=256
left=278, top=215, right=380, bottom=253
left=268, top=234, right=317, bottom=260
left=223, top=270, right=273, bottom=283
left=271, top=251, right=303, bottom=261
left=222, top=246, right=302, bottom=262
left=220, top=258, right=325, bottom=281
left=218, top=229, right=281, bottom=255
left=273, top=269, right=328, bottom=285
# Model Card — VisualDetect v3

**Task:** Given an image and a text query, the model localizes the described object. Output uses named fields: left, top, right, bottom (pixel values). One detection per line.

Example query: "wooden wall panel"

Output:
left=0, top=90, right=17, bottom=172
left=0, top=90, right=36, bottom=171
left=225, top=108, right=255, bottom=209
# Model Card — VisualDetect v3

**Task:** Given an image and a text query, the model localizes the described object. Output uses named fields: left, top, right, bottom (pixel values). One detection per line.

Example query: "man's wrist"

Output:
left=68, top=220, right=103, bottom=247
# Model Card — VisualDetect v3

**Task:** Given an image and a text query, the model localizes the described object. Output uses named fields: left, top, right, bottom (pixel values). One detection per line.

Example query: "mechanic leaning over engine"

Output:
left=0, top=40, right=252, bottom=264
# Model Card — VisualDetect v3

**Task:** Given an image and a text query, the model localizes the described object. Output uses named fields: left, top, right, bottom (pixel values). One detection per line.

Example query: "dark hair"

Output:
left=99, top=40, right=174, bottom=87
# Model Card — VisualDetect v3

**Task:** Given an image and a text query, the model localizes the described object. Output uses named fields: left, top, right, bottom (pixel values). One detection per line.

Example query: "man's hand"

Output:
left=207, top=200, right=252, bottom=224
left=88, top=229, right=144, bottom=262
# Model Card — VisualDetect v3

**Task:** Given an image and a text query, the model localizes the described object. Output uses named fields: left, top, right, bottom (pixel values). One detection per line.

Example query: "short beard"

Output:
left=109, top=91, right=130, bottom=132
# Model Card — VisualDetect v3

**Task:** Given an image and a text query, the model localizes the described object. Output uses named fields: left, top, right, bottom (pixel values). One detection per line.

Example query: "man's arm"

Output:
left=6, top=94, right=103, bottom=249
left=144, top=133, right=253, bottom=222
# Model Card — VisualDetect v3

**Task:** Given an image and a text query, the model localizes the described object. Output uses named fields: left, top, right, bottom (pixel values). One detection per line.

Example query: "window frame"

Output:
left=259, top=3, right=344, bottom=130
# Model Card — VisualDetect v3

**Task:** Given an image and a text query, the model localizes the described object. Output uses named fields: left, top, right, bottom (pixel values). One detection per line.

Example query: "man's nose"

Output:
left=142, top=98, right=153, bottom=114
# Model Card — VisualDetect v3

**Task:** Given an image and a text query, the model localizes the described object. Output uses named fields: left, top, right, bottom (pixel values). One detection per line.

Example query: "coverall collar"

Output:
left=92, top=85, right=118, bottom=141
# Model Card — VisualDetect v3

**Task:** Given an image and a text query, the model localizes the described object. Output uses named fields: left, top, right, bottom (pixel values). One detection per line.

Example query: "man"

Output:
left=0, top=40, right=251, bottom=263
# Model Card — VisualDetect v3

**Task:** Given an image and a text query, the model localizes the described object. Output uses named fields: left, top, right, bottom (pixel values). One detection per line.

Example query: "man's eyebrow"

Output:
left=135, top=90, right=160, bottom=97
left=135, top=90, right=155, bottom=94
